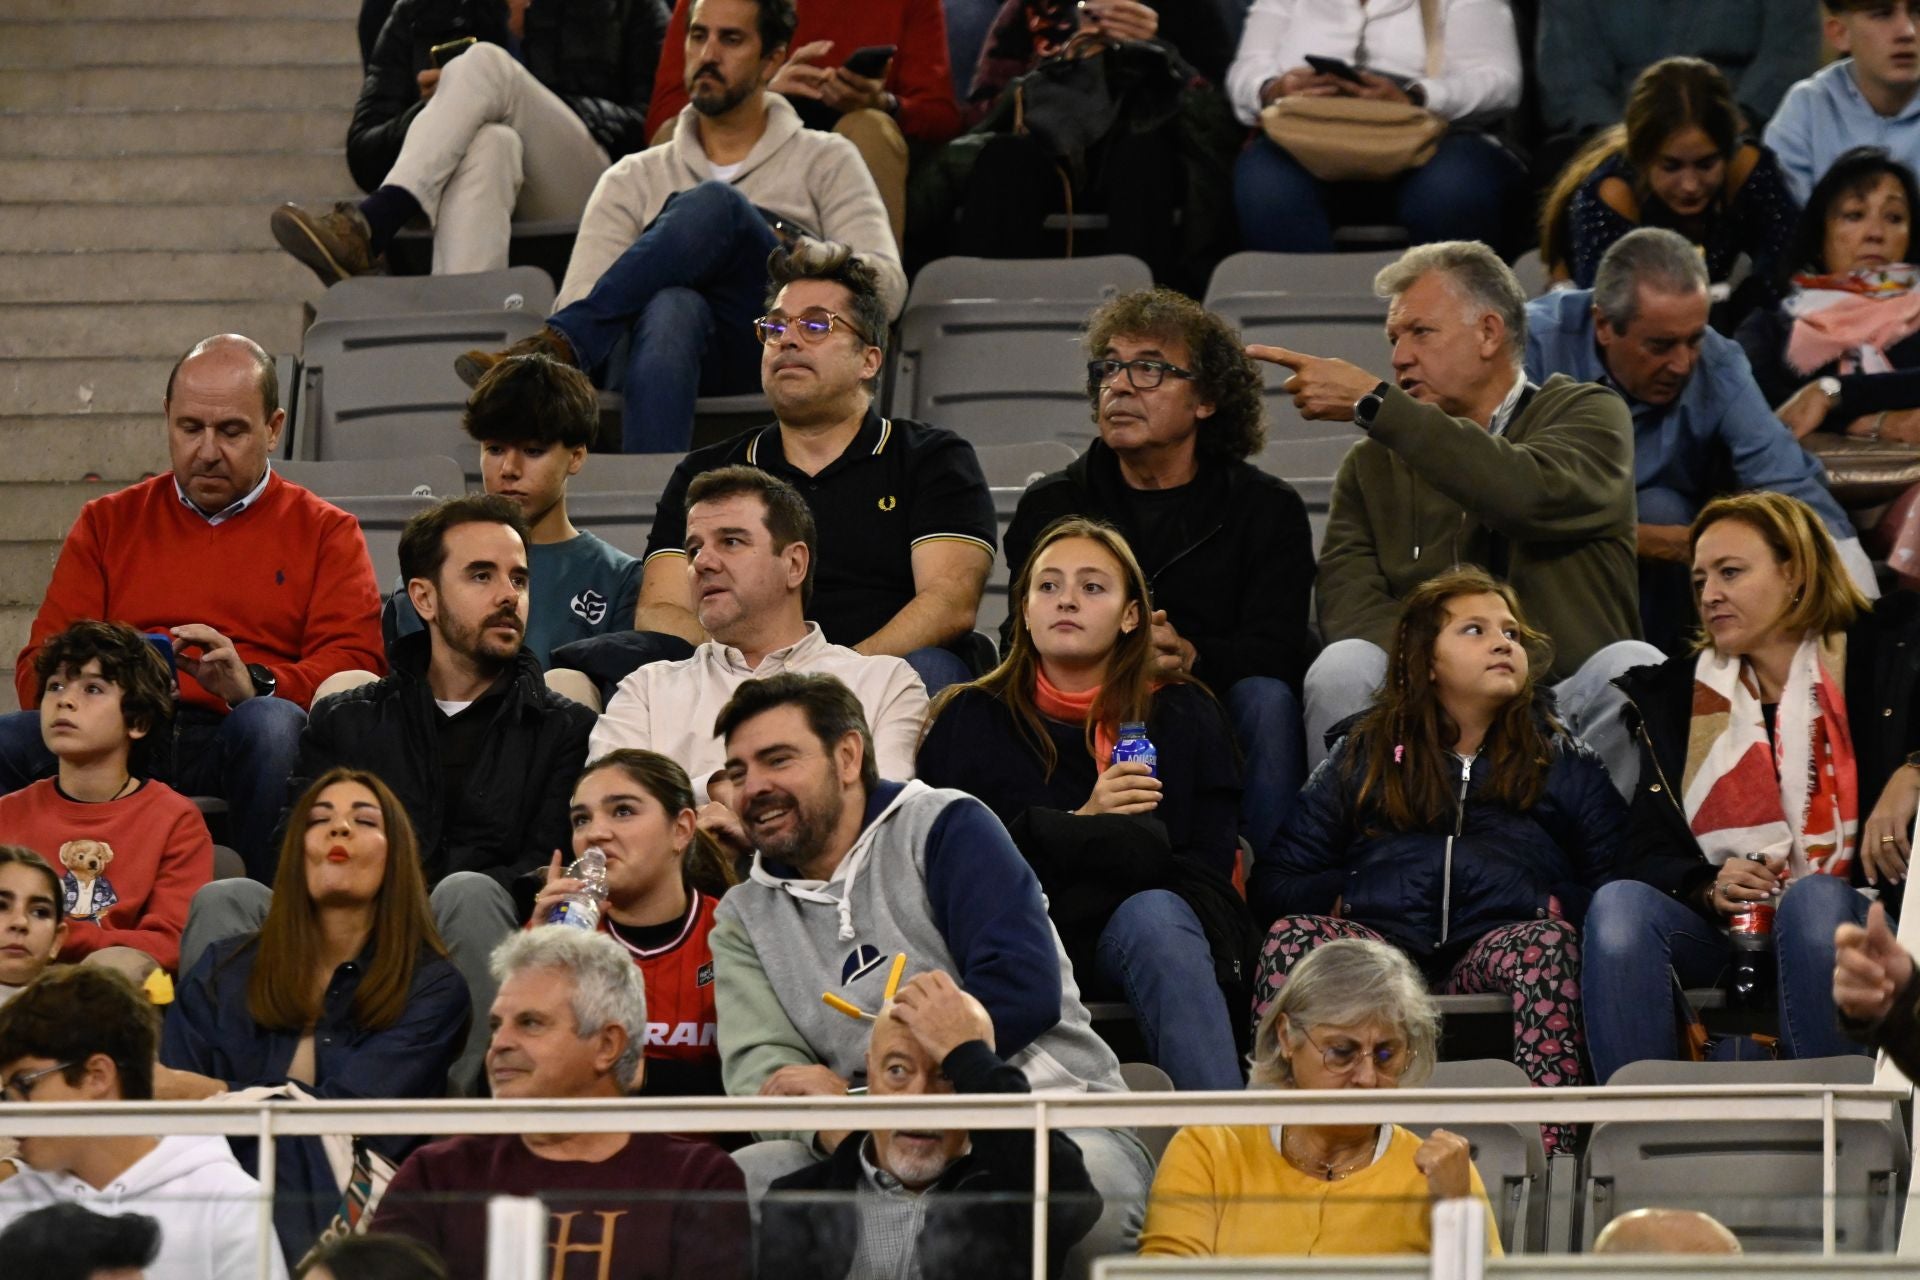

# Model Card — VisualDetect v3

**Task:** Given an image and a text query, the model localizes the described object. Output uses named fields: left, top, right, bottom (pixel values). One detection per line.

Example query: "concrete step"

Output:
left=0, top=250, right=326, bottom=304
left=0, top=65, right=360, bottom=111
left=0, top=19, right=357, bottom=70
left=0, top=151, right=354, bottom=202
left=0, top=415, right=169, bottom=481
left=0, top=301, right=307, bottom=359
left=0, top=544, right=63, bottom=605
left=0, top=482, right=120, bottom=543
left=3, top=358, right=177, bottom=416
left=0, top=609, right=35, bottom=677
left=0, top=203, right=307, bottom=252
left=0, top=108, right=345, bottom=158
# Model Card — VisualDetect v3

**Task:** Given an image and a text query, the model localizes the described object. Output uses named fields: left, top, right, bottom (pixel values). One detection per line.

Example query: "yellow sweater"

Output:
left=1139, top=1124, right=1504, bottom=1257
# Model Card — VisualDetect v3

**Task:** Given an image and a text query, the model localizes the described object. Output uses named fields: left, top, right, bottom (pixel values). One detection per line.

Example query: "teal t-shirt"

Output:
left=388, top=530, right=642, bottom=667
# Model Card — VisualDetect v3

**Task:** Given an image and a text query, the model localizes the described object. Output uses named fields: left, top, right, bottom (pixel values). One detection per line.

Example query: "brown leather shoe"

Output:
left=454, top=326, right=578, bottom=388
left=270, top=201, right=378, bottom=284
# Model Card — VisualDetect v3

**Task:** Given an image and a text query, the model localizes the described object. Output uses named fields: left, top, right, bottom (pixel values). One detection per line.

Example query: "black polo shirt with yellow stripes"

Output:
left=643, top=409, right=997, bottom=647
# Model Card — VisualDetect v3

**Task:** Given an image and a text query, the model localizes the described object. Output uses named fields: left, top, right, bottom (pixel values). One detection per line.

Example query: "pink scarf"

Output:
left=1785, top=264, right=1920, bottom=376
left=1033, top=669, right=1121, bottom=765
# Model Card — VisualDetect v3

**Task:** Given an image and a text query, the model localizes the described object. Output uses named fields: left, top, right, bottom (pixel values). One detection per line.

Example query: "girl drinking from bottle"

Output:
left=1586, top=492, right=1920, bottom=1081
left=916, top=517, right=1249, bottom=1091
left=530, top=750, right=736, bottom=1096
left=1251, top=568, right=1626, bottom=1151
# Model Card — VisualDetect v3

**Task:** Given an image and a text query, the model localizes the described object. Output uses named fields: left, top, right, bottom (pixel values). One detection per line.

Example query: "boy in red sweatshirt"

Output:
left=0, top=622, right=214, bottom=981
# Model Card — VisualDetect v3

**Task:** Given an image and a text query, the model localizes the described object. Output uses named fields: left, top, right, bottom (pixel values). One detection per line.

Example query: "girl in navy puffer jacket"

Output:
left=1250, top=568, right=1627, bottom=1152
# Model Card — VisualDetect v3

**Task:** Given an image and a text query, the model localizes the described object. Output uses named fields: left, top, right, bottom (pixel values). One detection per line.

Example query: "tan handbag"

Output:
left=1258, top=0, right=1447, bottom=182
left=1802, top=431, right=1920, bottom=506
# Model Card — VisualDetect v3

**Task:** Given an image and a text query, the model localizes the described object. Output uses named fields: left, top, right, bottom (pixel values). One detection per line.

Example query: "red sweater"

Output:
left=16, top=473, right=386, bottom=714
left=645, top=0, right=960, bottom=144
left=0, top=778, right=213, bottom=972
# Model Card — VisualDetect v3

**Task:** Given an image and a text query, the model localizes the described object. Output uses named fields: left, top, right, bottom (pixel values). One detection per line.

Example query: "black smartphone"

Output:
left=430, top=35, right=477, bottom=68
left=1305, top=53, right=1366, bottom=84
left=842, top=44, right=896, bottom=78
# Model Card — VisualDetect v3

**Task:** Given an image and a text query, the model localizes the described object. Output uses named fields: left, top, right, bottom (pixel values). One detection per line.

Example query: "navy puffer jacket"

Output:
left=1250, top=715, right=1628, bottom=959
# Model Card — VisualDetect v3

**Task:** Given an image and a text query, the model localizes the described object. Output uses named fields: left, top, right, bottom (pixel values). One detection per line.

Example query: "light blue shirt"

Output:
left=1523, top=288, right=1858, bottom=543
left=1764, top=59, right=1920, bottom=204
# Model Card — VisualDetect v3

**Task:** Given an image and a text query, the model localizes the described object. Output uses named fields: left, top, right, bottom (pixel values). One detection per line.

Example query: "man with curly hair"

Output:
left=1003, top=287, right=1317, bottom=853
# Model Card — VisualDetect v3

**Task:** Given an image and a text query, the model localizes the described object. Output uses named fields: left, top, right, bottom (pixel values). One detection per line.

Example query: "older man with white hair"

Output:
left=372, top=927, right=748, bottom=1279
left=1250, top=239, right=1661, bottom=789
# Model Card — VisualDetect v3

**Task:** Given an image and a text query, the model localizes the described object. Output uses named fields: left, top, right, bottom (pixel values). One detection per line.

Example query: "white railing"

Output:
left=2, top=1082, right=1909, bottom=1279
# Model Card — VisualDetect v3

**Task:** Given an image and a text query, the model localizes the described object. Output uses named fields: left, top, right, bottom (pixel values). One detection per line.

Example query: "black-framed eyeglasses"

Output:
left=1301, top=1028, right=1412, bottom=1078
left=0, top=1059, right=79, bottom=1102
left=1087, top=357, right=1198, bottom=394
left=753, top=308, right=871, bottom=347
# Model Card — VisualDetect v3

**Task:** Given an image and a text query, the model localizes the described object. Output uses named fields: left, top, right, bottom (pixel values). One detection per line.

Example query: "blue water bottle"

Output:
left=1110, top=721, right=1157, bottom=777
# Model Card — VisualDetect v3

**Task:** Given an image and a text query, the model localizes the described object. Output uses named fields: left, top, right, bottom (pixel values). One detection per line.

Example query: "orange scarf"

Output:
left=1033, top=669, right=1122, bottom=765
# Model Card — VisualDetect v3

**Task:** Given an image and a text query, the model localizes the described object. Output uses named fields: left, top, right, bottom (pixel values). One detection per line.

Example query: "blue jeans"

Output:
left=1583, top=876, right=1872, bottom=1082
left=1095, top=889, right=1243, bottom=1090
left=0, top=700, right=305, bottom=881
left=546, top=181, right=775, bottom=453
left=1226, top=676, right=1304, bottom=857
left=1234, top=131, right=1528, bottom=255
left=904, top=645, right=974, bottom=697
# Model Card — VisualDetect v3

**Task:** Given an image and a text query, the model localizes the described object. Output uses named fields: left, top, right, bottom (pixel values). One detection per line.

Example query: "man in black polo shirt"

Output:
left=1003, top=287, right=1317, bottom=855
left=637, top=239, right=996, bottom=693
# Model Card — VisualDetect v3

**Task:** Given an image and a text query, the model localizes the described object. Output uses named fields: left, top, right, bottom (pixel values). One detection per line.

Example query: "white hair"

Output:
left=1249, top=939, right=1440, bottom=1088
left=1374, top=240, right=1528, bottom=359
left=491, top=927, right=648, bottom=1089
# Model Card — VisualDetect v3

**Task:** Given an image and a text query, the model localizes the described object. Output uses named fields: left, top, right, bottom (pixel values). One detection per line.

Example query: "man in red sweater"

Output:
left=645, top=0, right=960, bottom=244
left=0, top=335, right=386, bottom=879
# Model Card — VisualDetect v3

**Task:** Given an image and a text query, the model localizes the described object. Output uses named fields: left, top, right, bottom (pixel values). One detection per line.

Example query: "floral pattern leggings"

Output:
left=1254, top=914, right=1587, bottom=1154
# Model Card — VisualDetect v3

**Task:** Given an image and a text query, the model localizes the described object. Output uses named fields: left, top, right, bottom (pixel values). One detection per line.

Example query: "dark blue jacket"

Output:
left=1251, top=718, right=1627, bottom=958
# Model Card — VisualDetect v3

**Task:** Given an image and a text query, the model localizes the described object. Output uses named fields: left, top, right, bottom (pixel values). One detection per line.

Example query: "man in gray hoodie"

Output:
left=707, top=671, right=1152, bottom=1262
left=455, top=0, right=905, bottom=454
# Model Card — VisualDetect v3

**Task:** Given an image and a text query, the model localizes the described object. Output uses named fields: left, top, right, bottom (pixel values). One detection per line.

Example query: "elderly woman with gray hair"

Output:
left=1140, top=940, right=1501, bottom=1258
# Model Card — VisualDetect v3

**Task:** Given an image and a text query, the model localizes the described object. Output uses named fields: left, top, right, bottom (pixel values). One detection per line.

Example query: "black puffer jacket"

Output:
left=1613, top=592, right=1920, bottom=917
left=348, top=0, right=669, bottom=192
left=1250, top=712, right=1628, bottom=959
left=287, top=632, right=595, bottom=904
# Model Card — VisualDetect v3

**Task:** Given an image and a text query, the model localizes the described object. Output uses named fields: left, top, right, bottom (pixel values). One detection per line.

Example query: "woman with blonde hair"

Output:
left=917, top=516, right=1248, bottom=1090
left=1586, top=491, right=1920, bottom=1079
left=1142, top=938, right=1500, bottom=1257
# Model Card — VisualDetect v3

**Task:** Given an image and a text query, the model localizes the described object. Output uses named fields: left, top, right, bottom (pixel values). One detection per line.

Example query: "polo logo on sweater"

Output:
left=275, top=570, right=285, bottom=585
left=841, top=943, right=886, bottom=986
left=571, top=588, right=608, bottom=625
left=876, top=495, right=897, bottom=512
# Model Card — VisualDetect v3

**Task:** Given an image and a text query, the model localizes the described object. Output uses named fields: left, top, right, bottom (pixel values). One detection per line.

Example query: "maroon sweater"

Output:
left=372, top=1131, right=748, bottom=1279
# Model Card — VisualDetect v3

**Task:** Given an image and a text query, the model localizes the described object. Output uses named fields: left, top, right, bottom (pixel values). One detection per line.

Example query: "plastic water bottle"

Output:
left=1110, top=722, right=1158, bottom=778
left=547, top=847, right=608, bottom=931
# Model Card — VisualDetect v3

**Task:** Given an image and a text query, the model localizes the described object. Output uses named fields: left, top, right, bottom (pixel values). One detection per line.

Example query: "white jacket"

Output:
left=0, top=1134, right=288, bottom=1280
left=588, top=622, right=928, bottom=802
left=554, top=94, right=906, bottom=317
left=1226, top=0, right=1521, bottom=126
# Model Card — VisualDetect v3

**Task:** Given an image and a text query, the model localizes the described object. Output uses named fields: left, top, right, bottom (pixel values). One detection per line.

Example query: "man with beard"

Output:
left=756, top=970, right=1100, bottom=1280
left=706, top=672, right=1153, bottom=1263
left=453, top=0, right=904, bottom=453
left=180, top=495, right=595, bottom=1090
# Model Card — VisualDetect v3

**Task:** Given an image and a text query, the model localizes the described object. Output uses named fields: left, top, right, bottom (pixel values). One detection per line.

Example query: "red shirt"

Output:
left=15, top=473, right=386, bottom=714
left=605, top=891, right=721, bottom=1069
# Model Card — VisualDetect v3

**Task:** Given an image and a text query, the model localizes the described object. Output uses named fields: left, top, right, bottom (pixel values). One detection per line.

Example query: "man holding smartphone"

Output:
left=272, top=0, right=669, bottom=280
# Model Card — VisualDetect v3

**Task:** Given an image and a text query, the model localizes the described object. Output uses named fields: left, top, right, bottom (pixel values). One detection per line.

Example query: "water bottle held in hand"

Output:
left=548, top=847, right=608, bottom=931
left=1111, top=722, right=1157, bottom=778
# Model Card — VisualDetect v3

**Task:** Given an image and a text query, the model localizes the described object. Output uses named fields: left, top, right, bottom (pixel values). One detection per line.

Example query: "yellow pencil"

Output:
left=822, top=992, right=874, bottom=1021
left=883, top=952, right=908, bottom=1003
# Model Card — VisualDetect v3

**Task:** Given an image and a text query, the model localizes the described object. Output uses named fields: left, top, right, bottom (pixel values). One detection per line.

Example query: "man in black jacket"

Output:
left=756, top=970, right=1100, bottom=1280
left=179, top=495, right=596, bottom=1091
left=275, top=0, right=669, bottom=280
left=1002, top=287, right=1316, bottom=855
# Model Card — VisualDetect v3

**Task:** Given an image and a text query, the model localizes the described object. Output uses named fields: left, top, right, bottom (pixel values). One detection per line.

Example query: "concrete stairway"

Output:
left=0, top=0, right=359, bottom=708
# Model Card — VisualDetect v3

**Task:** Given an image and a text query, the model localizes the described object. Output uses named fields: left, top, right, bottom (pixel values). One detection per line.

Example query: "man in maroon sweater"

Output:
left=0, top=335, right=386, bottom=877
left=373, top=927, right=748, bottom=1279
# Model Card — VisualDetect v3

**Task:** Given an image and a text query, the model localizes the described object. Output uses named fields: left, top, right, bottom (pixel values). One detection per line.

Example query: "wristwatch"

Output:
left=246, top=663, right=278, bottom=701
left=1818, top=375, right=1843, bottom=410
left=1353, top=381, right=1392, bottom=430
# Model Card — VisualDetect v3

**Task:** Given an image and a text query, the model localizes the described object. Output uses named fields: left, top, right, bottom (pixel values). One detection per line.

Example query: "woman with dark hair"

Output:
left=1251, top=567, right=1627, bottom=1152
left=917, top=517, right=1248, bottom=1090
left=298, top=1231, right=447, bottom=1280
left=158, top=767, right=470, bottom=1262
left=1585, top=492, right=1920, bottom=1081
left=530, top=749, right=736, bottom=1096
left=1542, top=57, right=1799, bottom=294
left=0, top=846, right=65, bottom=1006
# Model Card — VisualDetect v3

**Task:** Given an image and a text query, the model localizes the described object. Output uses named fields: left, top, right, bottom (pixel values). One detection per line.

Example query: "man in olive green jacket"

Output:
left=1251, top=239, right=1660, bottom=793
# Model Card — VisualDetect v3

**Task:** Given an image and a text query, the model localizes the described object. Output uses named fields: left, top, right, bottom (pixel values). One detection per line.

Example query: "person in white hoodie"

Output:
left=454, top=0, right=905, bottom=455
left=0, top=967, right=286, bottom=1280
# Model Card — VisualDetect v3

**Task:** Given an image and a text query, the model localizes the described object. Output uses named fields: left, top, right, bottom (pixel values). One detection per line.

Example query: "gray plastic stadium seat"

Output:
left=906, top=254, right=1153, bottom=309
left=1580, top=1056, right=1903, bottom=1253
left=331, top=495, right=441, bottom=597
left=1512, top=250, right=1549, bottom=299
left=308, top=267, right=555, bottom=326
left=1204, top=250, right=1405, bottom=304
left=297, top=311, right=547, bottom=476
left=889, top=300, right=1100, bottom=448
left=1118, top=1061, right=1178, bottom=1165
left=973, top=441, right=1076, bottom=488
left=1419, top=1059, right=1550, bottom=1253
left=276, top=455, right=467, bottom=499
left=568, top=453, right=686, bottom=495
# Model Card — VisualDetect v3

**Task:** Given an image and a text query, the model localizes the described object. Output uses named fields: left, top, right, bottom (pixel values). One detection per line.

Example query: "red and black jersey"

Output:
left=604, top=891, right=721, bottom=1096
